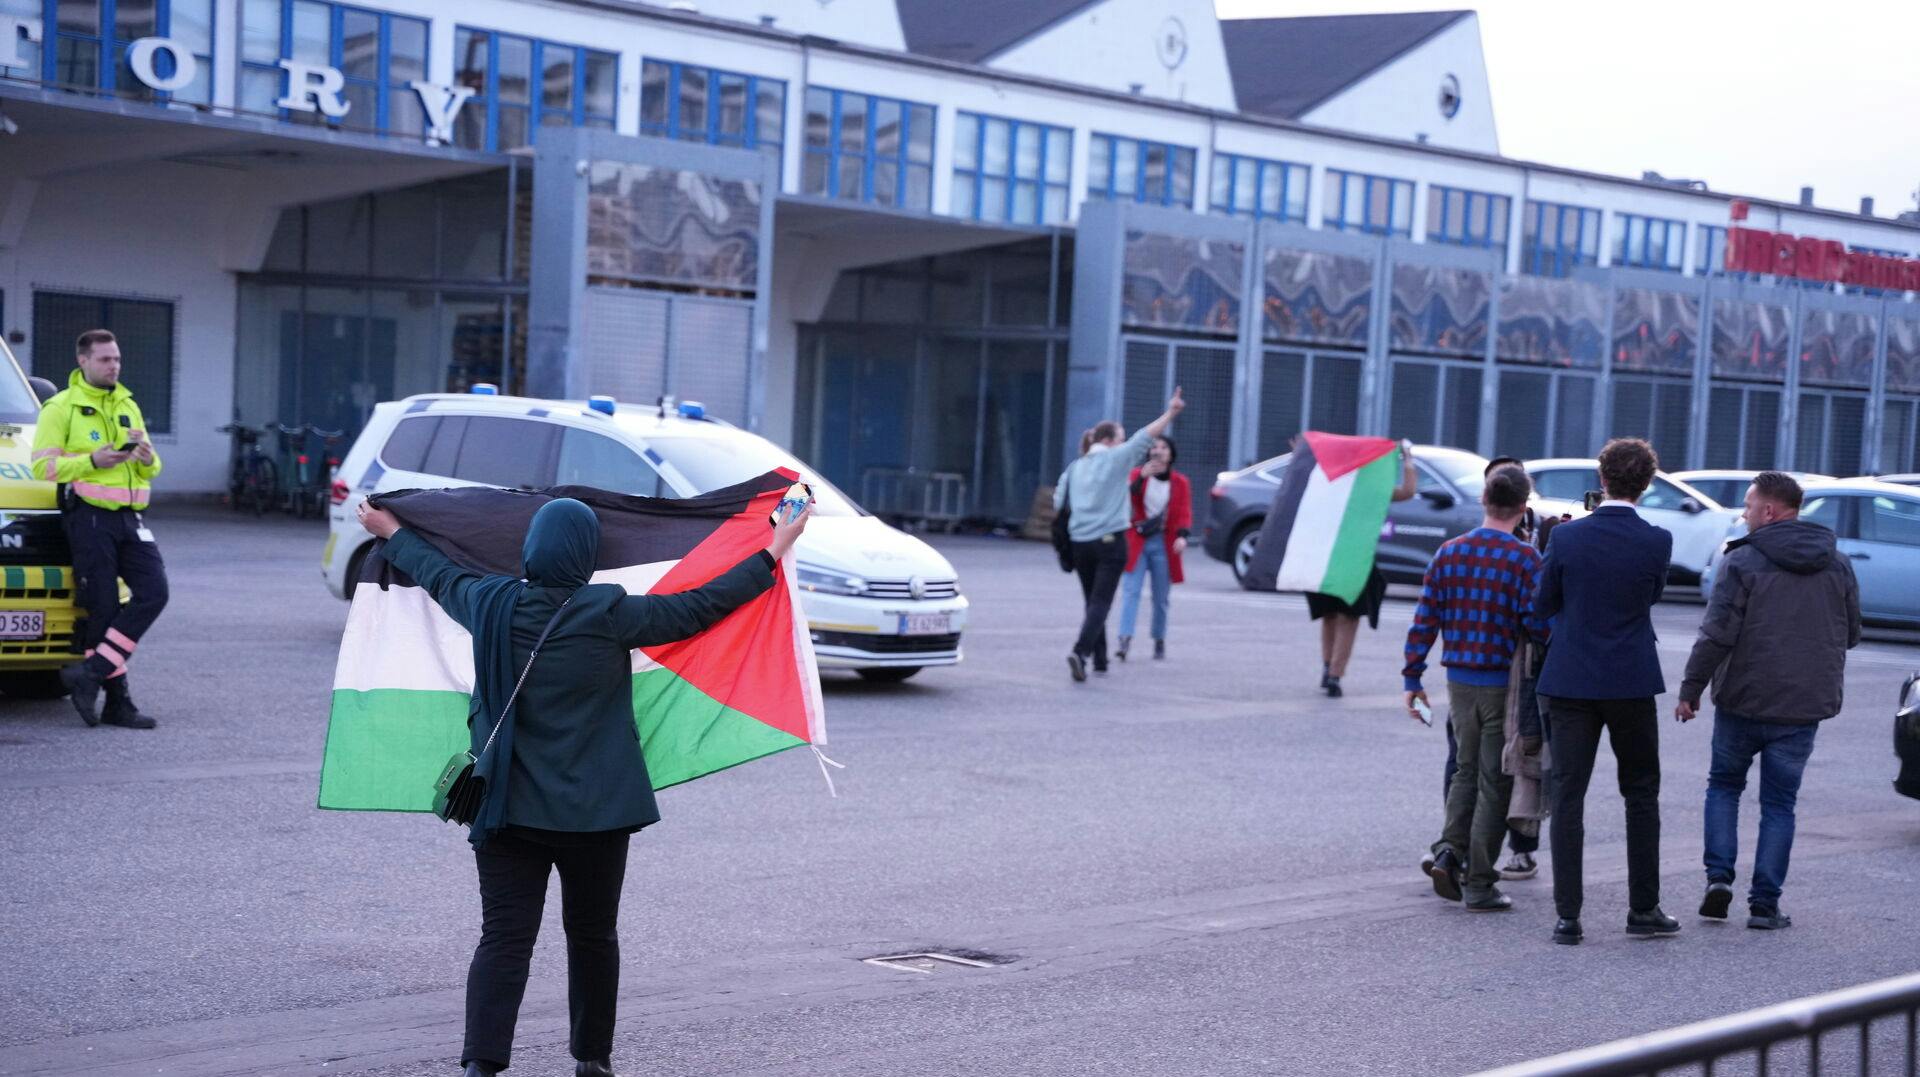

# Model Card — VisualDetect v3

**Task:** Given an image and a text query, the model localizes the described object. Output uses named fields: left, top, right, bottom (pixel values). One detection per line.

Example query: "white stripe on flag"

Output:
left=1275, top=465, right=1355, bottom=594
left=331, top=561, right=677, bottom=693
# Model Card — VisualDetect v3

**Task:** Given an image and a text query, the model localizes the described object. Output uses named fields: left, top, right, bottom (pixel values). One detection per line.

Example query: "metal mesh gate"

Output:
left=1120, top=336, right=1234, bottom=523
left=581, top=287, right=751, bottom=422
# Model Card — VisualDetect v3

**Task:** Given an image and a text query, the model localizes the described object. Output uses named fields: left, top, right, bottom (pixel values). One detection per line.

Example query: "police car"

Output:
left=321, top=389, right=966, bottom=681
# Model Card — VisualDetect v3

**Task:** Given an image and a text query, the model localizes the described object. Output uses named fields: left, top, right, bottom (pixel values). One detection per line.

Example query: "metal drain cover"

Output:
left=863, top=952, right=996, bottom=974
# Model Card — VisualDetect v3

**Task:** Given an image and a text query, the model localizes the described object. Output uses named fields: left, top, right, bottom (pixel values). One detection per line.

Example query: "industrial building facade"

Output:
left=2, top=0, right=1917, bottom=525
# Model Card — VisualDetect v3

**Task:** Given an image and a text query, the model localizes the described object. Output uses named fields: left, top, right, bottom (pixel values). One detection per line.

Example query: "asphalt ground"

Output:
left=1, top=507, right=1917, bottom=1076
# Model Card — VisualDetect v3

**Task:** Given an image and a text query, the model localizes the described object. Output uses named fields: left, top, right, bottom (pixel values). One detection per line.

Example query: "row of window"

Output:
left=22, top=4, right=1912, bottom=277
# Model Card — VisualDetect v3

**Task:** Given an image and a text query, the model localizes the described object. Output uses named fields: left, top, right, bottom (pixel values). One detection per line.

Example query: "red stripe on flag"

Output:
left=1300, top=431, right=1397, bottom=482
left=641, top=485, right=811, bottom=743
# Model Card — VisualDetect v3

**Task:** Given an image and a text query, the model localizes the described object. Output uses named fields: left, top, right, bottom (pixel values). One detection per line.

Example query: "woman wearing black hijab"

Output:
left=358, top=496, right=810, bottom=1077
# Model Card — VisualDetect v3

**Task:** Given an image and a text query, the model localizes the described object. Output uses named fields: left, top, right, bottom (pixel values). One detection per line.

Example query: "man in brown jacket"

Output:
left=1676, top=471, right=1859, bottom=931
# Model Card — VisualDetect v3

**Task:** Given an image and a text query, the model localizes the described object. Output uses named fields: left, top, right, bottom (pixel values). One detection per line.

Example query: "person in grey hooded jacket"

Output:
left=1675, top=471, right=1860, bottom=932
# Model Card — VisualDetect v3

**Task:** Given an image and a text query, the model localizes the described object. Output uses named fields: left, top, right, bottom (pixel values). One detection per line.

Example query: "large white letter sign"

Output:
left=277, top=60, right=349, bottom=118
left=128, top=37, right=197, bottom=92
left=409, top=81, right=475, bottom=144
left=1, top=15, right=42, bottom=72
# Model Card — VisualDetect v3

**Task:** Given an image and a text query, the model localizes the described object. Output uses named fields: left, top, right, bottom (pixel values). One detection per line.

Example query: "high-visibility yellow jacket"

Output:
left=31, top=369, right=163, bottom=511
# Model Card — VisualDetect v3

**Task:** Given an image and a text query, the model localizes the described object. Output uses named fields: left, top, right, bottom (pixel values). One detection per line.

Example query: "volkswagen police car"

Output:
left=321, top=389, right=966, bottom=681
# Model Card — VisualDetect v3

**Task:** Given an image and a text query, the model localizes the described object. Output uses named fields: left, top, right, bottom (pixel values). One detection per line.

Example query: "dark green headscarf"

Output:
left=464, top=498, right=600, bottom=847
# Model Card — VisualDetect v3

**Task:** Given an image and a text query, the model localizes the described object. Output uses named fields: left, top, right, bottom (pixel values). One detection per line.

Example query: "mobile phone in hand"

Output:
left=770, top=482, right=813, bottom=526
left=1412, top=697, right=1433, bottom=726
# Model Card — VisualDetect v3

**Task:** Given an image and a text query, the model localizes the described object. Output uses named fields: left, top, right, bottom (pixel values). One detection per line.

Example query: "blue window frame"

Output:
left=1696, top=224, right=1728, bottom=277
left=1322, top=168, right=1414, bottom=236
left=1612, top=212, right=1686, bottom=272
left=803, top=86, right=935, bottom=210
left=452, top=28, right=615, bottom=151
left=240, top=0, right=429, bottom=136
left=952, top=112, right=1070, bottom=225
left=1521, top=200, right=1601, bottom=277
left=1087, top=134, right=1196, bottom=207
left=34, top=0, right=214, bottom=105
left=640, top=59, right=785, bottom=159
left=1208, top=152, right=1308, bottom=223
left=1426, top=185, right=1511, bottom=249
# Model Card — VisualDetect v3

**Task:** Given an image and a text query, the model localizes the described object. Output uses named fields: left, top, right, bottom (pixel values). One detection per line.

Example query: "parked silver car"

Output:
left=1699, top=478, right=1920, bottom=628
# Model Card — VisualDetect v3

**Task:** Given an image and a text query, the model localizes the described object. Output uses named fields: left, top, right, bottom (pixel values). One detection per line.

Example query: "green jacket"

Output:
left=383, top=527, right=775, bottom=835
left=31, top=369, right=162, bottom=510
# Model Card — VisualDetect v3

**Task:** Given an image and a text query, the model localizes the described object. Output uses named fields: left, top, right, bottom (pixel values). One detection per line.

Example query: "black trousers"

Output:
left=65, top=501, right=168, bottom=678
left=465, top=828, right=631, bottom=1069
left=1546, top=696, right=1662, bottom=919
left=1070, top=534, right=1128, bottom=669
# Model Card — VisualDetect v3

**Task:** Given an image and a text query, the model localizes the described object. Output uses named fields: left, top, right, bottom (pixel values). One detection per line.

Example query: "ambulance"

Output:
left=0, top=335, right=88, bottom=698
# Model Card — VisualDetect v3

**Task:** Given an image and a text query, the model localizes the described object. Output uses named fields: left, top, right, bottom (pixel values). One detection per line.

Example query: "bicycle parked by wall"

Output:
left=286, top=425, right=344, bottom=520
left=217, top=421, right=276, bottom=517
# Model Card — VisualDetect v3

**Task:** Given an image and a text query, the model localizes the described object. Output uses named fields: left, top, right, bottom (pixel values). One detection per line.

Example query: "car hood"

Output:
left=792, top=515, right=958, bottom=581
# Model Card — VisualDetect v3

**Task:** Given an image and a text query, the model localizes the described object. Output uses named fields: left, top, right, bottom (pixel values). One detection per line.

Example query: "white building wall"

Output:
left=632, top=0, right=904, bottom=50
left=1299, top=15, right=1498, bottom=156
left=985, top=0, right=1236, bottom=112
left=0, top=171, right=242, bottom=496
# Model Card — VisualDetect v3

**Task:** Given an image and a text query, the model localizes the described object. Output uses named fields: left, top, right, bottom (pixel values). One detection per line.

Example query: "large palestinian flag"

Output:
left=318, top=472, right=824, bottom=812
left=1243, top=433, right=1399, bottom=603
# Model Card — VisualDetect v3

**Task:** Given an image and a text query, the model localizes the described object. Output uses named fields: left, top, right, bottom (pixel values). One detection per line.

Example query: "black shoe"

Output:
left=1093, top=664, right=1108, bottom=676
left=101, top=676, right=156, bottom=729
left=59, top=663, right=102, bottom=727
left=1627, top=907, right=1682, bottom=937
left=1115, top=636, right=1130, bottom=662
left=1747, top=905, right=1792, bottom=930
left=462, top=1062, right=502, bottom=1077
left=1067, top=653, right=1087, bottom=682
left=1553, top=918, right=1583, bottom=945
left=1153, top=639, right=1165, bottom=660
left=1464, top=887, right=1513, bottom=912
left=1429, top=848, right=1464, bottom=902
left=576, top=1060, right=615, bottom=1077
left=1320, top=665, right=1331, bottom=689
left=1325, top=676, right=1343, bottom=698
left=1700, top=882, right=1733, bottom=920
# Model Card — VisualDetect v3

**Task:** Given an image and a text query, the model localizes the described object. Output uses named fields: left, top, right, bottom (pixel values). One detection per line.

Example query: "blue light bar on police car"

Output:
left=588, top=395, right=616, bottom=415
left=678, top=401, right=705, bottom=420
left=471, top=383, right=499, bottom=395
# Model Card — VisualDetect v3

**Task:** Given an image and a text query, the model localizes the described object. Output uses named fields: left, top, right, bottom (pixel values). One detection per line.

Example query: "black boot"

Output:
left=59, top=662, right=103, bottom=727
left=101, top=676, right=156, bottom=730
left=462, top=1062, right=501, bottom=1077
left=576, top=1060, right=615, bottom=1077
left=1115, top=636, right=1131, bottom=662
left=1153, top=639, right=1165, bottom=660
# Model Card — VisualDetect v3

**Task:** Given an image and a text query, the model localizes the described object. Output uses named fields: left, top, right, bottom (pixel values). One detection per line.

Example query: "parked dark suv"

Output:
left=1203, top=445, right=1492, bottom=588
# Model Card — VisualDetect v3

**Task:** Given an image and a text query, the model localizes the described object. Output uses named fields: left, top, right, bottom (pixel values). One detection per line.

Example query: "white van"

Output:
left=321, top=391, right=967, bottom=681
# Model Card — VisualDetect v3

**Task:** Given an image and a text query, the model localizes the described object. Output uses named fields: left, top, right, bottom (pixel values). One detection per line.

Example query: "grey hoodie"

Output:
left=1680, top=518, right=1861, bottom=723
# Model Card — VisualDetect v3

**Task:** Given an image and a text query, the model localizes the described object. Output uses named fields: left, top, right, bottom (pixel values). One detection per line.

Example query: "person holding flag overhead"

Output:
left=1244, top=434, right=1415, bottom=698
left=356, top=493, right=810, bottom=1077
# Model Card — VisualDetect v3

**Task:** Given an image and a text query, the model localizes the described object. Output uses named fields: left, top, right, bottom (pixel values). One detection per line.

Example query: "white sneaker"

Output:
left=1498, top=851, right=1538, bottom=880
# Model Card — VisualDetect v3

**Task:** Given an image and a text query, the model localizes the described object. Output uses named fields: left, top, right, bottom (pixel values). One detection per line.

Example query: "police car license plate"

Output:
left=898, top=613, right=951, bottom=636
left=0, top=611, right=45, bottom=640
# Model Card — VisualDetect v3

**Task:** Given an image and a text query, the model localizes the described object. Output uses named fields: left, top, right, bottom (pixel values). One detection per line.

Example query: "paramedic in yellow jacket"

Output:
left=32, top=329, right=167, bottom=729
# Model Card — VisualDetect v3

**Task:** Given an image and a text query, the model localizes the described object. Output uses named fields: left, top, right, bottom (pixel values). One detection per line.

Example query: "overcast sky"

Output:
left=1215, top=0, right=1920, bottom=222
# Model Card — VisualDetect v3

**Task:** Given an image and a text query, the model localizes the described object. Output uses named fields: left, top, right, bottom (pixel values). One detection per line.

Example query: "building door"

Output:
left=978, top=340, right=1052, bottom=523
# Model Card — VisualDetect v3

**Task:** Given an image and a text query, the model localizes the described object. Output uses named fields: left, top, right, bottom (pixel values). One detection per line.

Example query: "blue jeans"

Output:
left=1118, top=538, right=1170, bottom=640
left=1704, top=711, right=1819, bottom=909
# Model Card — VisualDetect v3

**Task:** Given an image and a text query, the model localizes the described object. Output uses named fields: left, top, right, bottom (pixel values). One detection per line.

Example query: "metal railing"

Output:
left=859, top=468, right=968, bottom=531
left=1476, top=972, right=1920, bottom=1076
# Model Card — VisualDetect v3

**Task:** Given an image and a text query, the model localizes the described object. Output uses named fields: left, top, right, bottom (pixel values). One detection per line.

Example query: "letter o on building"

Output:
left=128, top=36, right=197, bottom=93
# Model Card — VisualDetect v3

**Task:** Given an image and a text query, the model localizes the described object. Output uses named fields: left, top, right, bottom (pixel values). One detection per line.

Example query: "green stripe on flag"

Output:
left=1319, top=453, right=1399, bottom=603
left=4, top=567, right=23, bottom=590
left=318, top=668, right=807, bottom=812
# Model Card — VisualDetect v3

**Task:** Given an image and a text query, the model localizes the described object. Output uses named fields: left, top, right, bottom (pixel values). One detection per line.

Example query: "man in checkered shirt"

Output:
left=1403, top=464, right=1546, bottom=912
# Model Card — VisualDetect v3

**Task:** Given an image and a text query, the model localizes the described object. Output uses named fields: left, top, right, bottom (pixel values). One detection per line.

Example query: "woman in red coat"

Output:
left=1116, top=436, right=1191, bottom=661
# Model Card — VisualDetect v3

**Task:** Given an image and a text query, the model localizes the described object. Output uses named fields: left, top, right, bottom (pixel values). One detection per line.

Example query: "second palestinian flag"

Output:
left=1244, top=433, right=1399, bottom=603
left=318, top=473, right=824, bottom=813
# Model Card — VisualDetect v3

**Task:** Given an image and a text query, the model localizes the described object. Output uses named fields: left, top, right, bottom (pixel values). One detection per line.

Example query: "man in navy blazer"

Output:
left=1534, top=437, right=1680, bottom=945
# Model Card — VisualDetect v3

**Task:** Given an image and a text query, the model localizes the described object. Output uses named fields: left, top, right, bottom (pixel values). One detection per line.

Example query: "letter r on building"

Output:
left=277, top=60, right=350, bottom=118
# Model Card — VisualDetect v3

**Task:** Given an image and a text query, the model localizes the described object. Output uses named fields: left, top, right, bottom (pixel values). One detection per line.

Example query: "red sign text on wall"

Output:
left=1724, top=201, right=1920, bottom=291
